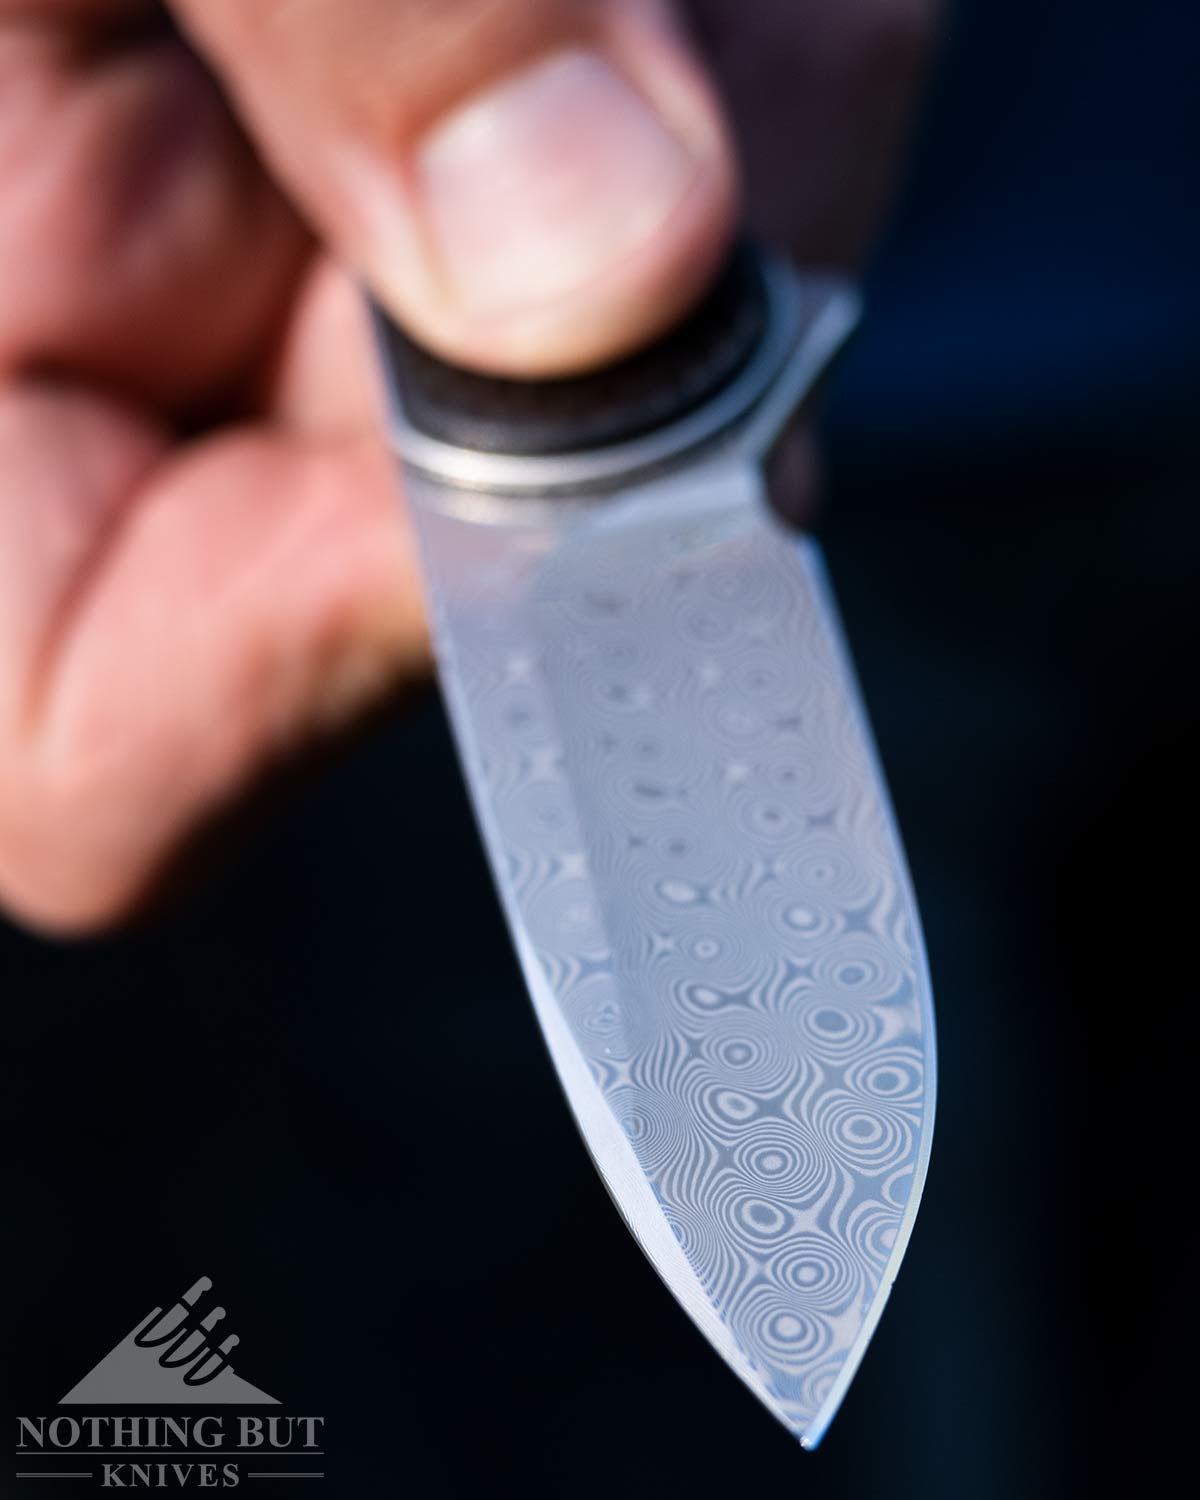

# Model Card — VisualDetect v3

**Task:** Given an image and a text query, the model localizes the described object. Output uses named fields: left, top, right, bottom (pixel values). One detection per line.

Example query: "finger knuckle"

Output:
left=0, top=807, right=84, bottom=935
left=0, top=748, right=136, bottom=934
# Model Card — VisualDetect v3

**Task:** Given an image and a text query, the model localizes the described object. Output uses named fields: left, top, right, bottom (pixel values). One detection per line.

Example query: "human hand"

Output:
left=0, top=0, right=934, bottom=931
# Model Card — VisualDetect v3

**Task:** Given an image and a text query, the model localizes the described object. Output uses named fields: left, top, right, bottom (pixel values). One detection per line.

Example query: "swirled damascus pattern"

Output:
left=411, top=470, right=935, bottom=1445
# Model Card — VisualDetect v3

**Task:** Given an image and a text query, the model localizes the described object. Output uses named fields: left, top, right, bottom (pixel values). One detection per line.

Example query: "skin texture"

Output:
left=0, top=0, right=936, bottom=932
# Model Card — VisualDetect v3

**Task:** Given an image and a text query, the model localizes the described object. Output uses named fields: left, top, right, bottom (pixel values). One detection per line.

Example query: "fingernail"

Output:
left=415, top=49, right=700, bottom=319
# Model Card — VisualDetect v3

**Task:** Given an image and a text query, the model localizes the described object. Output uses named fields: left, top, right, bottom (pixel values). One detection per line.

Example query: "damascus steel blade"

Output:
left=407, top=464, right=936, bottom=1448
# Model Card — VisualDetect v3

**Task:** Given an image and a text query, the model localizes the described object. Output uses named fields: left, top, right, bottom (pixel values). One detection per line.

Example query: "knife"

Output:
left=371, top=242, right=936, bottom=1450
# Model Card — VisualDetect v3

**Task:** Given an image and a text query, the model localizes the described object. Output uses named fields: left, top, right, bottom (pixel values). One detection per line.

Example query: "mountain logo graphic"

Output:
left=60, top=1278, right=279, bottom=1406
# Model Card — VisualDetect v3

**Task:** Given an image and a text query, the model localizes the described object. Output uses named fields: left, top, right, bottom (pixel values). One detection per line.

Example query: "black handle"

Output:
left=377, top=241, right=769, bottom=458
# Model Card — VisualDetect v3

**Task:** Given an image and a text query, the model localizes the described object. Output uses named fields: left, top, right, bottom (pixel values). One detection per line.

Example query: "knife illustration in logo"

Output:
left=60, top=1278, right=278, bottom=1406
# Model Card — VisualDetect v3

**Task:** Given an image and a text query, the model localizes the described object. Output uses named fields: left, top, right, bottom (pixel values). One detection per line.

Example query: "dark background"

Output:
left=3, top=1, right=1197, bottom=1495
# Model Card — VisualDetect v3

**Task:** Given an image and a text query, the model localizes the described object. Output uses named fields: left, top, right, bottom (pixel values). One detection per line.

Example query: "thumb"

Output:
left=171, top=0, right=739, bottom=376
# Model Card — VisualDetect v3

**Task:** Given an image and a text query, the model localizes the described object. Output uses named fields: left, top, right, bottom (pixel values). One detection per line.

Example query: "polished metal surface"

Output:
left=381, top=264, right=935, bottom=1449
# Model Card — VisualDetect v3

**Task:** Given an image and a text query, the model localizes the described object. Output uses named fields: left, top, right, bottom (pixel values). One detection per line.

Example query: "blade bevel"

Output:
left=410, top=464, right=936, bottom=1448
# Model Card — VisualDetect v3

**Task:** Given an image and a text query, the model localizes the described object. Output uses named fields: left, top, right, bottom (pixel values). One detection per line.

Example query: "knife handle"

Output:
left=374, top=240, right=769, bottom=460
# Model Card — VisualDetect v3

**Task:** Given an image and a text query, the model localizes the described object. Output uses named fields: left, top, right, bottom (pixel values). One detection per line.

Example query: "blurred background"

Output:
left=2, top=0, right=1196, bottom=1495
